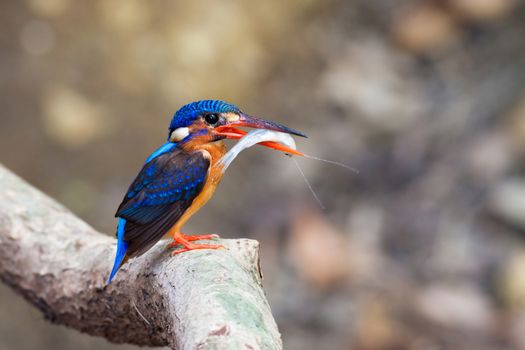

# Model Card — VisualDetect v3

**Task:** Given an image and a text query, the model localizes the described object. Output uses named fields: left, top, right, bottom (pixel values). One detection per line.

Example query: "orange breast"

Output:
left=168, top=141, right=227, bottom=234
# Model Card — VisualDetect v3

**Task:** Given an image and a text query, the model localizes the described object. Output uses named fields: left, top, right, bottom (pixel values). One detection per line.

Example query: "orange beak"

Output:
left=215, top=114, right=306, bottom=156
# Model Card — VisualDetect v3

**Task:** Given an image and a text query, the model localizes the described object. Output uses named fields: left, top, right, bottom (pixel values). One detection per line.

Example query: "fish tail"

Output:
left=107, top=218, right=128, bottom=284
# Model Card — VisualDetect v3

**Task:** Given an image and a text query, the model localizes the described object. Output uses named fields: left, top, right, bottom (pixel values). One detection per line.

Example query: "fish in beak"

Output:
left=215, top=114, right=306, bottom=156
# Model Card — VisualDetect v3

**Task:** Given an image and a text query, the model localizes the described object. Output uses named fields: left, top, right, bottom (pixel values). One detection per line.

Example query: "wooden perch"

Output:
left=0, top=164, right=282, bottom=350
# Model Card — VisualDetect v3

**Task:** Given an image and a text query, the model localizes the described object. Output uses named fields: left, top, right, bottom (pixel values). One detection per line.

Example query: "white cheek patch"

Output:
left=170, top=127, right=189, bottom=142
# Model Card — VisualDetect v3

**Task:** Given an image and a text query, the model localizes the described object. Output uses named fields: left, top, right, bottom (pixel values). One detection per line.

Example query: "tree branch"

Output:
left=0, top=164, right=282, bottom=350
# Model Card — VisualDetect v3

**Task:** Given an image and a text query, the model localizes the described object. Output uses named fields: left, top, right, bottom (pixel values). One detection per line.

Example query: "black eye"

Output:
left=204, top=113, right=220, bottom=125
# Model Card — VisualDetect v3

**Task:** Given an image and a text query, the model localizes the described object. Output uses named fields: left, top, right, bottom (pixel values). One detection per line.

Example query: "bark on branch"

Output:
left=0, top=164, right=282, bottom=349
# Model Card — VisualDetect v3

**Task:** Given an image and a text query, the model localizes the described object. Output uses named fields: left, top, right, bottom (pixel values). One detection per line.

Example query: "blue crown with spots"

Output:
left=169, top=100, right=241, bottom=131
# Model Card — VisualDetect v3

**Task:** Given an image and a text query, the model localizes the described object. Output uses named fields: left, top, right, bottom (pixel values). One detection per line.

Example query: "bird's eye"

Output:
left=204, top=113, right=220, bottom=125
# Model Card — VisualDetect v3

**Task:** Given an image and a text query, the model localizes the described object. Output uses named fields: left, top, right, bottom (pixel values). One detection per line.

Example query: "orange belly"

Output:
left=165, top=142, right=226, bottom=237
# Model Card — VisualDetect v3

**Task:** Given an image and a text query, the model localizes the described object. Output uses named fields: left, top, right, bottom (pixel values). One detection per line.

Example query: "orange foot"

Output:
left=168, top=232, right=223, bottom=255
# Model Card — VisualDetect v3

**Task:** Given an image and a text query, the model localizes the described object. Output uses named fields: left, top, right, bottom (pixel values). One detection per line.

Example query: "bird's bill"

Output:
left=215, top=114, right=306, bottom=156
left=235, top=114, right=307, bottom=138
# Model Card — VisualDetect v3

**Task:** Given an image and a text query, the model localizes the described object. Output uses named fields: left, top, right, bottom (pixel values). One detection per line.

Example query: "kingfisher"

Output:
left=108, top=100, right=306, bottom=283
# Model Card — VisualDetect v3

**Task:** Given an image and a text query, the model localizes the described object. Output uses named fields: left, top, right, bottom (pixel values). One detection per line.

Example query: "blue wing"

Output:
left=118, top=148, right=209, bottom=221
left=108, top=145, right=209, bottom=283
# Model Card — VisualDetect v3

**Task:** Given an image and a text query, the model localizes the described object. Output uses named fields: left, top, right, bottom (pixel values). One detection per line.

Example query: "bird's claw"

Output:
left=186, top=233, right=220, bottom=241
left=168, top=231, right=223, bottom=255
left=167, top=233, right=220, bottom=248
left=170, top=243, right=224, bottom=256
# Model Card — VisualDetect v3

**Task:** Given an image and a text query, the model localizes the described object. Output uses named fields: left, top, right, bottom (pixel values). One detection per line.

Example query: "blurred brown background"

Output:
left=2, top=0, right=525, bottom=349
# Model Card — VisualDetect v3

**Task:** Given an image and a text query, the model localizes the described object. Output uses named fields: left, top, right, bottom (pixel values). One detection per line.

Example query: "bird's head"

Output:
left=168, top=100, right=306, bottom=154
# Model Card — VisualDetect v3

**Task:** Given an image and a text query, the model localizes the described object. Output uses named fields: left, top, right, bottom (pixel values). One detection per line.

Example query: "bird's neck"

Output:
left=180, top=139, right=227, bottom=167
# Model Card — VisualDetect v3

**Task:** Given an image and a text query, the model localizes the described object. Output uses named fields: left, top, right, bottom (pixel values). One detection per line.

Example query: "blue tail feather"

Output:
left=108, top=218, right=128, bottom=284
